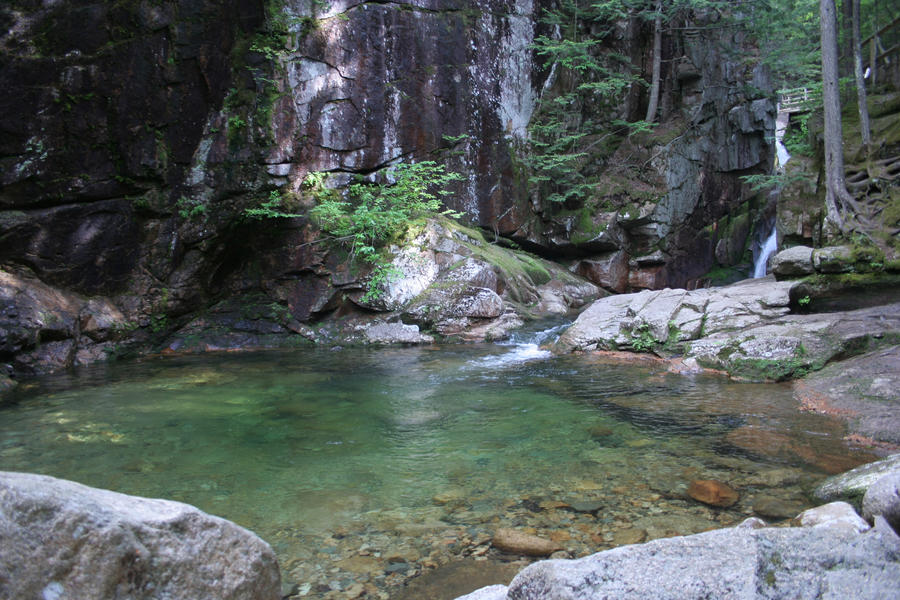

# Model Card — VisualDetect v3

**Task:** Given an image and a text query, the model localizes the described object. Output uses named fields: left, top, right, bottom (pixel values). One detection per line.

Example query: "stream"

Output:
left=0, top=323, right=874, bottom=597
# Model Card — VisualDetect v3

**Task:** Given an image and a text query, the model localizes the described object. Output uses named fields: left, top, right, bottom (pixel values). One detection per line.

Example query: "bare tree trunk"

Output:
left=851, top=0, right=872, bottom=152
left=645, top=1, right=663, bottom=123
left=820, top=0, right=861, bottom=233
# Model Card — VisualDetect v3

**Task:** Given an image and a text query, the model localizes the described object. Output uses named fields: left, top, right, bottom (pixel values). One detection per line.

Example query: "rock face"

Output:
left=555, top=278, right=900, bottom=382
left=0, top=0, right=774, bottom=375
left=0, top=471, right=281, bottom=600
left=457, top=515, right=900, bottom=600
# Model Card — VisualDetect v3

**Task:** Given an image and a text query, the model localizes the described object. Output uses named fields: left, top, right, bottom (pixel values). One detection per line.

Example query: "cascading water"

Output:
left=467, top=319, right=570, bottom=368
left=753, top=227, right=778, bottom=278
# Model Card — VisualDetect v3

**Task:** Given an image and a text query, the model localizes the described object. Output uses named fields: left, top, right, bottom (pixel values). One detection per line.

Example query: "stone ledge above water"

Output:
left=554, top=277, right=900, bottom=383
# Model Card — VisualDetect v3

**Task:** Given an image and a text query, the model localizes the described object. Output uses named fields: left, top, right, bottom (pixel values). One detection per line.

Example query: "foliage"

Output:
left=740, top=171, right=808, bottom=192
left=525, top=0, right=651, bottom=205
left=250, top=162, right=463, bottom=301
left=782, top=111, right=813, bottom=157
left=629, top=322, right=656, bottom=352
left=244, top=190, right=302, bottom=219
left=176, top=196, right=206, bottom=220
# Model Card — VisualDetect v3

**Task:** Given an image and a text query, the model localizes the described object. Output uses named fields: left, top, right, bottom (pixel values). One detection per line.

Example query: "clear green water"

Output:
left=0, top=336, right=874, bottom=595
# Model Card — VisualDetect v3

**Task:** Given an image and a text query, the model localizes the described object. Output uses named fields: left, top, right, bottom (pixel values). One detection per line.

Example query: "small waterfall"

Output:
left=753, top=228, right=778, bottom=278
left=467, top=320, right=570, bottom=368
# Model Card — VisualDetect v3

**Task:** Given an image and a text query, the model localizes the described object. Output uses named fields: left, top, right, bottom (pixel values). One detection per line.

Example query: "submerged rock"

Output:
left=687, top=480, right=740, bottom=508
left=0, top=472, right=281, bottom=600
left=491, top=529, right=562, bottom=557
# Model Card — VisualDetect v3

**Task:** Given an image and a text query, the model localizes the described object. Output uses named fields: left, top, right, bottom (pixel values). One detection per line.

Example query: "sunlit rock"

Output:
left=0, top=472, right=281, bottom=600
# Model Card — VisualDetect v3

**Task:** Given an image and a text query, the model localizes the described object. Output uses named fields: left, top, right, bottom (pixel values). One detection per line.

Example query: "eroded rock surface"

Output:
left=0, top=471, right=281, bottom=600
left=555, top=278, right=900, bottom=382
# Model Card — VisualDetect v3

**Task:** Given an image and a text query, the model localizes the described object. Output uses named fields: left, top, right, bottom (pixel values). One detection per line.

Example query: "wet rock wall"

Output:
left=0, top=0, right=773, bottom=375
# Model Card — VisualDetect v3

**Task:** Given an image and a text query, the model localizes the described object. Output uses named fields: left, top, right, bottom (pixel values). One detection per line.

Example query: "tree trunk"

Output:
left=820, top=0, right=861, bottom=233
left=644, top=1, right=662, bottom=123
left=851, top=0, right=871, bottom=152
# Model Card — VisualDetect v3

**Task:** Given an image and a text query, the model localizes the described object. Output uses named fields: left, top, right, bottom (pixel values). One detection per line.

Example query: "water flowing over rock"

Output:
left=456, top=514, right=900, bottom=600
left=0, top=471, right=281, bottom=600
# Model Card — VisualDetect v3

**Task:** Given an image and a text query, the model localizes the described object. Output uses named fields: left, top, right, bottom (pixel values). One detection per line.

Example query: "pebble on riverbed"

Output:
left=687, top=480, right=740, bottom=507
left=491, top=528, right=563, bottom=556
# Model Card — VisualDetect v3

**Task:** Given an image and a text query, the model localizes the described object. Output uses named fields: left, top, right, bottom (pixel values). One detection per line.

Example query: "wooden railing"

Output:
left=777, top=87, right=821, bottom=113
left=862, top=14, right=900, bottom=88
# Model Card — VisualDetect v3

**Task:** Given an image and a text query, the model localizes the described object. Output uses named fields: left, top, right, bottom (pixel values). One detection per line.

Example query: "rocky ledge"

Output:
left=554, top=276, right=900, bottom=383
left=0, top=219, right=599, bottom=384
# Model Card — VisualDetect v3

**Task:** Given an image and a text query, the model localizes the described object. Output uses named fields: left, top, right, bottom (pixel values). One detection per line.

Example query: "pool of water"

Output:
left=0, top=329, right=875, bottom=597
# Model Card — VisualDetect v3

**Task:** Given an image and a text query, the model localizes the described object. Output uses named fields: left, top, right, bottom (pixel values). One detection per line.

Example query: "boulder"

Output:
left=812, top=246, right=854, bottom=273
left=813, top=454, right=900, bottom=505
left=492, top=529, right=562, bottom=557
left=793, top=501, right=870, bottom=534
left=0, top=472, right=281, bottom=600
left=459, top=517, right=900, bottom=600
left=363, top=322, right=434, bottom=344
left=771, top=246, right=814, bottom=277
left=574, top=251, right=630, bottom=293
left=687, top=480, right=740, bottom=507
left=862, top=472, right=900, bottom=531
left=554, top=278, right=797, bottom=354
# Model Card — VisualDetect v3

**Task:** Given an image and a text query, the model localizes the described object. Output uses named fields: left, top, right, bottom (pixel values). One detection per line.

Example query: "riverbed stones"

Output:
left=795, top=347, right=900, bottom=448
left=0, top=471, right=281, bottom=600
left=491, top=529, right=562, bottom=557
left=688, top=480, right=740, bottom=507
left=460, top=516, right=900, bottom=600
left=862, top=472, right=900, bottom=531
left=752, top=496, right=806, bottom=520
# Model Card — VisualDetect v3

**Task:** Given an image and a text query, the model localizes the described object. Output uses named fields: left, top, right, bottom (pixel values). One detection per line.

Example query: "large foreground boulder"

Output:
left=0, top=472, right=281, bottom=600
left=457, top=515, right=900, bottom=600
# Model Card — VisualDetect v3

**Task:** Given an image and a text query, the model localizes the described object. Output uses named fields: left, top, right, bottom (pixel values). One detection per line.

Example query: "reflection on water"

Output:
left=0, top=339, right=874, bottom=596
